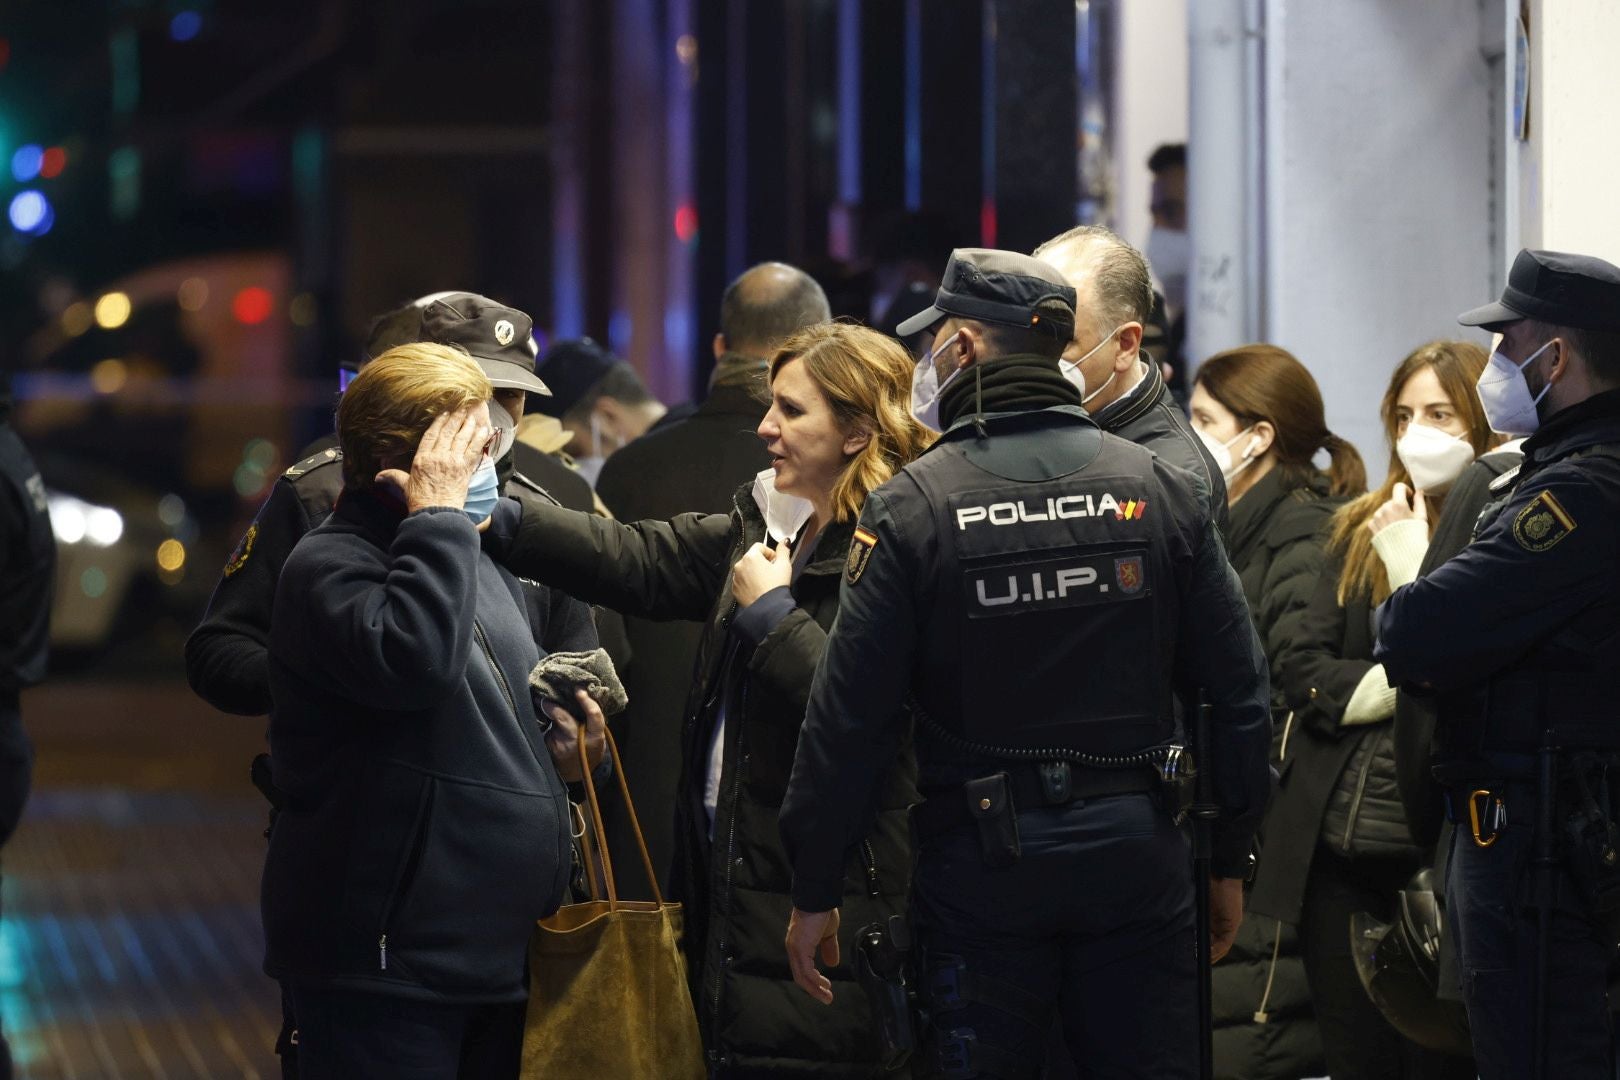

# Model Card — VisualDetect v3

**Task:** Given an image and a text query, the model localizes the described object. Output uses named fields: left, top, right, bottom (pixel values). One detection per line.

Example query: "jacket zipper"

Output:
left=708, top=670, right=747, bottom=1047
left=473, top=619, right=518, bottom=717
left=377, top=780, right=436, bottom=970
left=860, top=840, right=881, bottom=898
left=1341, top=728, right=1379, bottom=853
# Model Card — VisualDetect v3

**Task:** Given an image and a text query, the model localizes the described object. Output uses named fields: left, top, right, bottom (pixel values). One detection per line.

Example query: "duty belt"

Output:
left=912, top=761, right=1158, bottom=841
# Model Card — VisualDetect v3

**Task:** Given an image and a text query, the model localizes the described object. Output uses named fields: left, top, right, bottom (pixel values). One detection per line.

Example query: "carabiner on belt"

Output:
left=1468, top=788, right=1507, bottom=848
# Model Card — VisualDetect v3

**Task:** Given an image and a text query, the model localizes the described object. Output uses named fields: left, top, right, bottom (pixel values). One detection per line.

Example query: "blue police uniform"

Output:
left=1377, top=249, right=1620, bottom=1080
left=780, top=250, right=1272, bottom=1080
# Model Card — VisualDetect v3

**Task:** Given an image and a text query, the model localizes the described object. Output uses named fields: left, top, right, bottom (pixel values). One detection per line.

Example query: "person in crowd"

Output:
left=589, top=261, right=828, bottom=896
left=1378, top=250, right=1620, bottom=1079
left=0, top=373, right=56, bottom=1078
left=1032, top=224, right=1226, bottom=529
left=1251, top=340, right=1495, bottom=1080
left=1187, top=344, right=1367, bottom=1078
left=780, top=249, right=1271, bottom=1079
left=262, top=345, right=602, bottom=1078
left=478, top=322, right=928, bottom=1077
left=184, top=295, right=598, bottom=1076
left=1144, top=142, right=1190, bottom=395
left=531, top=337, right=677, bottom=486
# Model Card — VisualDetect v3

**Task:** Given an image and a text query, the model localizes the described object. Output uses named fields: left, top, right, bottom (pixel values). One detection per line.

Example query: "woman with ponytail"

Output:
left=1253, top=340, right=1496, bottom=1080
left=483, top=321, right=931, bottom=1076
left=1188, top=344, right=1364, bottom=1078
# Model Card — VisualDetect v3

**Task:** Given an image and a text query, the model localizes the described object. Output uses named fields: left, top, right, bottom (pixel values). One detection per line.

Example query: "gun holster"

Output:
left=964, top=773, right=1020, bottom=868
left=1563, top=759, right=1620, bottom=914
left=854, top=914, right=916, bottom=1070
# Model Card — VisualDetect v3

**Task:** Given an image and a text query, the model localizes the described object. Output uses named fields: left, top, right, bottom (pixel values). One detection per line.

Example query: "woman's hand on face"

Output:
left=376, top=404, right=492, bottom=514
left=731, top=540, right=793, bottom=608
left=1368, top=482, right=1427, bottom=536
left=543, top=689, right=607, bottom=783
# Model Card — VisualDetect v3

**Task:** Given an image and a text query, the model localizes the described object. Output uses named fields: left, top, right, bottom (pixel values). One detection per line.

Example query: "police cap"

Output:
left=418, top=293, right=551, bottom=396
left=1458, top=248, right=1620, bottom=332
left=897, top=248, right=1077, bottom=339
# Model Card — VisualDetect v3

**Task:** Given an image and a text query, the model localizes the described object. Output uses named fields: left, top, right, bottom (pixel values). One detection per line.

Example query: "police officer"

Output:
left=183, top=294, right=598, bottom=1077
left=779, top=249, right=1272, bottom=1079
left=0, top=373, right=56, bottom=1077
left=1377, top=249, right=1620, bottom=1080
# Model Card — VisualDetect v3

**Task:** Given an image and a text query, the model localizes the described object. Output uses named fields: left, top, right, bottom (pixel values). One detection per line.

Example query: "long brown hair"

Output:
left=1195, top=344, right=1366, bottom=498
left=1328, top=340, right=1495, bottom=605
left=768, top=323, right=935, bottom=523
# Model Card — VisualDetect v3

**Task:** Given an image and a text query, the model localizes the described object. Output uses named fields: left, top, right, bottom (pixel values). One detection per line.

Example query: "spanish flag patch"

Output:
left=846, top=526, right=879, bottom=585
left=1512, top=489, right=1576, bottom=552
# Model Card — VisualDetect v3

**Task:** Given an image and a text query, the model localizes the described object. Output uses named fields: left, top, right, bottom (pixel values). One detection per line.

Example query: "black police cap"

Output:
left=897, top=248, right=1077, bottom=339
left=532, top=338, right=621, bottom=418
left=1458, top=249, right=1620, bottom=333
left=418, top=293, right=551, bottom=395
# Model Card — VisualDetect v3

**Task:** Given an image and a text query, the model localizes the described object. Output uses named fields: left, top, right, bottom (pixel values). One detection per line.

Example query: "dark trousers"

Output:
left=0, top=699, right=32, bottom=1080
left=1299, top=845, right=1472, bottom=1080
left=912, top=793, right=1196, bottom=1080
left=286, top=983, right=524, bottom=1080
left=1446, top=813, right=1614, bottom=1080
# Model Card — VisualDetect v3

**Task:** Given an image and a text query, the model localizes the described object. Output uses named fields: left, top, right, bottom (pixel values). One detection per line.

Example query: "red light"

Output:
left=674, top=204, right=698, bottom=243
left=39, top=147, right=66, bottom=179
left=979, top=198, right=998, bottom=248
left=0, top=38, right=10, bottom=73
left=232, top=286, right=274, bottom=325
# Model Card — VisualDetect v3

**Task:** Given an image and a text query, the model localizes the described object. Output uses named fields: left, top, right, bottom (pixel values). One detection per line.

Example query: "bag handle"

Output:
left=574, top=723, right=665, bottom=910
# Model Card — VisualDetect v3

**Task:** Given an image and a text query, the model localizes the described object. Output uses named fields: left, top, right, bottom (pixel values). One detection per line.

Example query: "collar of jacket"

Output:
left=1091, top=354, right=1166, bottom=432
left=1227, top=466, right=1331, bottom=554
left=937, top=353, right=1081, bottom=432
left=709, top=352, right=770, bottom=391
left=927, top=402, right=1100, bottom=453
left=331, top=483, right=411, bottom=542
left=731, top=480, right=856, bottom=577
left=698, top=377, right=770, bottom=420
left=1522, top=388, right=1620, bottom=465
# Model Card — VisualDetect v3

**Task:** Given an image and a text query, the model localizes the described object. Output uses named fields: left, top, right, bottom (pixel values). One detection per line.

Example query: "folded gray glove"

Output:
left=528, top=648, right=629, bottom=724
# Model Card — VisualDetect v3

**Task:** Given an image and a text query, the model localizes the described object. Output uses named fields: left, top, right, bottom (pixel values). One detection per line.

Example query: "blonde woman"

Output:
left=483, top=322, right=932, bottom=1077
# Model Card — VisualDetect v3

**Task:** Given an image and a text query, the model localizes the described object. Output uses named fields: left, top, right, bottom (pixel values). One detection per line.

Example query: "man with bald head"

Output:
left=592, top=261, right=830, bottom=896
left=1035, top=225, right=1225, bottom=528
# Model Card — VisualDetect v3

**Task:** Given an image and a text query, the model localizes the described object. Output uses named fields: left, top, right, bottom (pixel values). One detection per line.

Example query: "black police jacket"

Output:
left=263, top=490, right=574, bottom=1003
left=185, top=447, right=596, bottom=717
left=0, top=415, right=56, bottom=700
left=781, top=386, right=1272, bottom=911
left=1378, top=390, right=1620, bottom=759
left=481, top=484, right=915, bottom=1077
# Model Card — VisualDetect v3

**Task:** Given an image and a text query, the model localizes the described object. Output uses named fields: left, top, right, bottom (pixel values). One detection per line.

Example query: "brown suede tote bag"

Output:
left=522, top=727, right=705, bottom=1079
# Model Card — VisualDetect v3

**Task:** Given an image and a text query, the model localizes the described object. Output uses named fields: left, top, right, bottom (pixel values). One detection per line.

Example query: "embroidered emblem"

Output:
left=846, top=526, right=878, bottom=585
left=1115, top=555, right=1145, bottom=594
left=494, top=319, right=516, bottom=346
left=1512, top=490, right=1575, bottom=552
left=223, top=523, right=259, bottom=577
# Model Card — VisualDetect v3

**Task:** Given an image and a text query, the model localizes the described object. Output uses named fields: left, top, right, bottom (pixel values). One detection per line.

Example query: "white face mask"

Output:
left=910, top=331, right=965, bottom=431
left=1058, top=324, right=1126, bottom=407
left=1145, top=227, right=1191, bottom=311
left=1475, top=339, right=1555, bottom=437
left=1395, top=421, right=1474, bottom=492
left=1195, top=425, right=1260, bottom=481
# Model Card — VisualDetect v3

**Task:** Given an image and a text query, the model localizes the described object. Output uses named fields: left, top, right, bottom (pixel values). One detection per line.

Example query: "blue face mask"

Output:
left=463, top=456, right=500, bottom=525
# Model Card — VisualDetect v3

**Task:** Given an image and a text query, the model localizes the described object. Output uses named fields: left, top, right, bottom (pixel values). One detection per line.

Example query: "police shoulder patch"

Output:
left=284, top=446, right=341, bottom=479
left=223, top=523, right=259, bottom=577
left=1512, top=489, right=1576, bottom=552
left=846, top=526, right=879, bottom=585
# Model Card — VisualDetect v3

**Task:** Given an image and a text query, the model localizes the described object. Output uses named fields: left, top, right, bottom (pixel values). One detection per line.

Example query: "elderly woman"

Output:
left=263, top=343, right=599, bottom=1078
left=481, top=322, right=932, bottom=1077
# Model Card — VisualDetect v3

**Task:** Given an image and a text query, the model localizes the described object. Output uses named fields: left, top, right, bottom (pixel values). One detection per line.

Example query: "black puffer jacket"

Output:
left=1214, top=469, right=1337, bottom=1078
left=489, top=484, right=916, bottom=1078
left=1251, top=553, right=1420, bottom=925
left=1094, top=357, right=1229, bottom=533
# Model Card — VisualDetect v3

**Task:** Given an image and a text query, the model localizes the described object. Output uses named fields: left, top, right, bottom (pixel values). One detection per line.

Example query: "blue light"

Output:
left=8, top=190, right=53, bottom=236
left=169, top=11, right=202, bottom=42
left=10, top=144, right=42, bottom=183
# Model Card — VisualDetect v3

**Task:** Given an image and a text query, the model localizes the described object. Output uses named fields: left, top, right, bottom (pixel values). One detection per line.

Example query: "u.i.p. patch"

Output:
left=1512, top=489, right=1576, bottom=552
left=846, top=526, right=878, bottom=584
